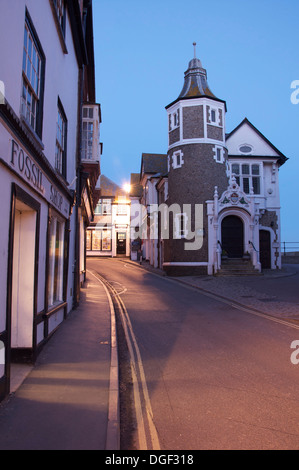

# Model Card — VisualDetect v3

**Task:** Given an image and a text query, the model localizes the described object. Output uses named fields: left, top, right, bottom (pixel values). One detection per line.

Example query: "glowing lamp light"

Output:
left=123, top=183, right=131, bottom=193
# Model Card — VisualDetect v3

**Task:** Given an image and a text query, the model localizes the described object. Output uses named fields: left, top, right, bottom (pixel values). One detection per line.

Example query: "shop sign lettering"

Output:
left=50, top=185, right=63, bottom=211
left=9, top=138, right=68, bottom=216
left=10, top=139, right=44, bottom=193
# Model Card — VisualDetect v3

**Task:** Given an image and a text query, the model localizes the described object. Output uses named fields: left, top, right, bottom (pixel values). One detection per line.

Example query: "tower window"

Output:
left=213, top=145, right=224, bottom=164
left=169, top=109, right=180, bottom=131
left=172, top=150, right=184, bottom=169
left=208, top=106, right=222, bottom=127
left=175, top=213, right=188, bottom=239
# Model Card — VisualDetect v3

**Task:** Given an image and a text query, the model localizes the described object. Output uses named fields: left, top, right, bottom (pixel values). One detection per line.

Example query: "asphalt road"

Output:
left=88, top=258, right=299, bottom=450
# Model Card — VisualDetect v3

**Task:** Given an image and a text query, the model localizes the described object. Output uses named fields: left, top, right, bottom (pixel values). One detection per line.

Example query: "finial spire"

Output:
left=193, top=42, right=197, bottom=59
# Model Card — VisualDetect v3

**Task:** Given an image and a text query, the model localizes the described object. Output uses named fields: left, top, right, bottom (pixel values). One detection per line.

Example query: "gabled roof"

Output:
left=226, top=118, right=288, bottom=166
left=97, top=175, right=126, bottom=198
left=140, top=153, right=168, bottom=176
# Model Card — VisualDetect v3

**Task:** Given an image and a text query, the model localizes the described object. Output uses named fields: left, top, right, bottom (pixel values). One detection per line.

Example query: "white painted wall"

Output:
left=0, top=0, right=82, bottom=373
left=226, top=122, right=280, bottom=157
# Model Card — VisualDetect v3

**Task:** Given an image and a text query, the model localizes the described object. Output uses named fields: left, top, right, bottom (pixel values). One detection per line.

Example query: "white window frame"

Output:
left=117, top=204, right=128, bottom=216
left=169, top=108, right=180, bottom=131
left=230, top=162, right=262, bottom=195
left=239, top=143, right=253, bottom=155
left=172, top=150, right=184, bottom=169
left=213, top=145, right=224, bottom=164
left=208, top=106, right=222, bottom=127
left=95, top=198, right=112, bottom=215
left=175, top=213, right=188, bottom=239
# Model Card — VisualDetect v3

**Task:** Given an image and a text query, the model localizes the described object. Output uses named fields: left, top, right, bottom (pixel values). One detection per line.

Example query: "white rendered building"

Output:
left=0, top=0, right=101, bottom=400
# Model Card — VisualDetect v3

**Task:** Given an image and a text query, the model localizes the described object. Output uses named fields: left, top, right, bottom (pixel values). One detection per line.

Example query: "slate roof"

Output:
left=130, top=173, right=143, bottom=198
left=141, top=153, right=168, bottom=176
left=166, top=56, right=227, bottom=110
left=97, top=174, right=126, bottom=198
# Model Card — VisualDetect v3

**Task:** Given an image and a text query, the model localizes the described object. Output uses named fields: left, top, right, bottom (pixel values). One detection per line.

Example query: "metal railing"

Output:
left=281, top=242, right=299, bottom=255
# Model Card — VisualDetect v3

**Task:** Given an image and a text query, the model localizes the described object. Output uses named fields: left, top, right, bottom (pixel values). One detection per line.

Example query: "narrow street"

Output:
left=88, top=258, right=299, bottom=451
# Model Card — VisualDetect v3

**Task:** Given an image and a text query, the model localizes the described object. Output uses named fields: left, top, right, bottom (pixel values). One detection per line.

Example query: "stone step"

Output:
left=217, top=258, right=261, bottom=276
left=220, top=265, right=256, bottom=271
left=216, top=270, right=261, bottom=276
left=221, top=258, right=252, bottom=265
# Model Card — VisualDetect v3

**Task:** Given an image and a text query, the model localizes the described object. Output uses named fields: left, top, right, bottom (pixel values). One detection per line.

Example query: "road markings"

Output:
left=115, top=291, right=161, bottom=451
left=87, top=269, right=160, bottom=451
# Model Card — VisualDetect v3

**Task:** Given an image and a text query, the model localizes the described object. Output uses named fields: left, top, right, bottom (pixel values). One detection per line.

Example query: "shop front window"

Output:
left=88, top=229, right=112, bottom=251
left=102, top=230, right=112, bottom=251
left=48, top=214, right=64, bottom=307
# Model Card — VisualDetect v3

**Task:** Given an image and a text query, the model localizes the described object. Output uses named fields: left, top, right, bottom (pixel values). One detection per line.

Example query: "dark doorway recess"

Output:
left=222, top=215, right=244, bottom=258
left=259, top=230, right=271, bottom=269
left=117, top=232, right=126, bottom=255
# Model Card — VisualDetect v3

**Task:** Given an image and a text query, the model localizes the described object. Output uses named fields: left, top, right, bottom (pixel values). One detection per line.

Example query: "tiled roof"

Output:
left=130, top=173, right=143, bottom=198
left=97, top=175, right=126, bottom=198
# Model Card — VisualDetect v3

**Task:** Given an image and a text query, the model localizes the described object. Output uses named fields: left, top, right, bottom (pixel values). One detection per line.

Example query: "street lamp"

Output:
left=123, top=183, right=131, bottom=194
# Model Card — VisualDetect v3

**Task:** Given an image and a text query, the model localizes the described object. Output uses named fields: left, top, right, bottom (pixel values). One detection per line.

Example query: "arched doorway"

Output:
left=222, top=215, right=244, bottom=258
left=259, top=230, right=271, bottom=269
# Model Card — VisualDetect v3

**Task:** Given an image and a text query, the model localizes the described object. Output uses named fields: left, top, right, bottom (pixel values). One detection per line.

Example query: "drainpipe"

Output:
left=73, top=65, right=84, bottom=309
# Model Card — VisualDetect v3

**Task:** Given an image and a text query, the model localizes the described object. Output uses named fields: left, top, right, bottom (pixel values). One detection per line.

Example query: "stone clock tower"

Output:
left=163, top=45, right=229, bottom=275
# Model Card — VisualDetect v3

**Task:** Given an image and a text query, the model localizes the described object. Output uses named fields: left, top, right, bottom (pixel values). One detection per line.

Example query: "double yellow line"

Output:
left=87, top=269, right=160, bottom=451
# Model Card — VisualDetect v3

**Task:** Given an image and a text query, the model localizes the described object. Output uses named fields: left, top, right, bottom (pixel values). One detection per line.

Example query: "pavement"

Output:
left=0, top=271, right=118, bottom=450
left=0, top=258, right=298, bottom=450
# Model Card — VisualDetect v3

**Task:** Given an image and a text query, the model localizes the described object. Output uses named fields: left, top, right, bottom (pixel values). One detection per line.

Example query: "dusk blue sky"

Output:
left=93, top=0, right=298, bottom=243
